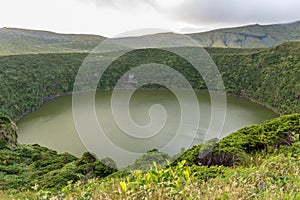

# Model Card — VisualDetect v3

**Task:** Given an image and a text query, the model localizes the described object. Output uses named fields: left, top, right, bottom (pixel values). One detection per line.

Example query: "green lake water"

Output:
left=17, top=90, right=277, bottom=167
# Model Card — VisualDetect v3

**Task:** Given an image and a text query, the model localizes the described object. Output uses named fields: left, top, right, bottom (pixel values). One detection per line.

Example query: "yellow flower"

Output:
left=120, top=181, right=127, bottom=192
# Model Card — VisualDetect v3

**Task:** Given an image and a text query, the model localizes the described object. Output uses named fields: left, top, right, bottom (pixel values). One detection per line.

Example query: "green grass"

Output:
left=0, top=114, right=299, bottom=199
left=5, top=145, right=300, bottom=199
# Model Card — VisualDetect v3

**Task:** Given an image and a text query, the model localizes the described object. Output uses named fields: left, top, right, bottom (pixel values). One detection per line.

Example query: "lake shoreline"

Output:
left=16, top=88, right=279, bottom=122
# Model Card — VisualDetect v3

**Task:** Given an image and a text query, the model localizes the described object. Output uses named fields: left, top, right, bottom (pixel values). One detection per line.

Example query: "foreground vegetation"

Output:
left=0, top=113, right=298, bottom=199
left=9, top=153, right=299, bottom=199
left=0, top=145, right=117, bottom=192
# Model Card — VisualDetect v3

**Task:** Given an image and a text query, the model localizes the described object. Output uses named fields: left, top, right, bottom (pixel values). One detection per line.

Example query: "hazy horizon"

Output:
left=2, top=20, right=300, bottom=39
left=2, top=0, right=300, bottom=37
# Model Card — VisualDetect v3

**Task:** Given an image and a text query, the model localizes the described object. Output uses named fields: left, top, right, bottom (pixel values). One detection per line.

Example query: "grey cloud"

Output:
left=161, top=0, right=300, bottom=26
left=77, top=0, right=300, bottom=27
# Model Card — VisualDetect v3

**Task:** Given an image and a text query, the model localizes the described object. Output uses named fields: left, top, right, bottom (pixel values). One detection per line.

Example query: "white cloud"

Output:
left=1, top=0, right=300, bottom=36
left=75, top=0, right=157, bottom=9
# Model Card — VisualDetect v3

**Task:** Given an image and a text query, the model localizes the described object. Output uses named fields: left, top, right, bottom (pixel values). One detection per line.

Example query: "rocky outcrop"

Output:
left=0, top=113, right=18, bottom=147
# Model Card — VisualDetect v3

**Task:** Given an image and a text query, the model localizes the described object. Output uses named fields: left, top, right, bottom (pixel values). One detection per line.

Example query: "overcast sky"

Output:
left=1, top=0, right=300, bottom=37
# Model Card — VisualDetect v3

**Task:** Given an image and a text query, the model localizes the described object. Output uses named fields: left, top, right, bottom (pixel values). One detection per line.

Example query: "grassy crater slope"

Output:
left=188, top=21, right=300, bottom=48
left=0, top=42, right=299, bottom=121
left=0, top=28, right=105, bottom=56
left=1, top=114, right=299, bottom=199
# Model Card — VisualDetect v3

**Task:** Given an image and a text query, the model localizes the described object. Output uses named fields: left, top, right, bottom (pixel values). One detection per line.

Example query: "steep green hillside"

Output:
left=0, top=28, right=105, bottom=56
left=188, top=21, right=300, bottom=48
left=0, top=53, right=87, bottom=119
left=210, top=42, right=300, bottom=114
left=0, top=42, right=299, bottom=121
left=2, top=114, right=299, bottom=199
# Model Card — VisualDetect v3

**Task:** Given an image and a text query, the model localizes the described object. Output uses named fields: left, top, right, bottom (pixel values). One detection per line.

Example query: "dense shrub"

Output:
left=194, top=114, right=300, bottom=166
left=0, top=144, right=116, bottom=191
left=126, top=149, right=171, bottom=171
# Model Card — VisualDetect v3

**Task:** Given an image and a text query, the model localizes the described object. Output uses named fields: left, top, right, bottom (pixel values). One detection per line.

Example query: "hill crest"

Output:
left=1, top=21, right=300, bottom=55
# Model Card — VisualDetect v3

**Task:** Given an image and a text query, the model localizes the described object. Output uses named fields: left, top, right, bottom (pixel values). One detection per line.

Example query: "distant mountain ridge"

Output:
left=1, top=21, right=300, bottom=55
left=187, top=21, right=300, bottom=48
left=0, top=27, right=105, bottom=55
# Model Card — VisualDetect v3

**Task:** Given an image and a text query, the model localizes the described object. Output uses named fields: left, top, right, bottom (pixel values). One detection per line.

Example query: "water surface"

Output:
left=17, top=90, right=277, bottom=167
